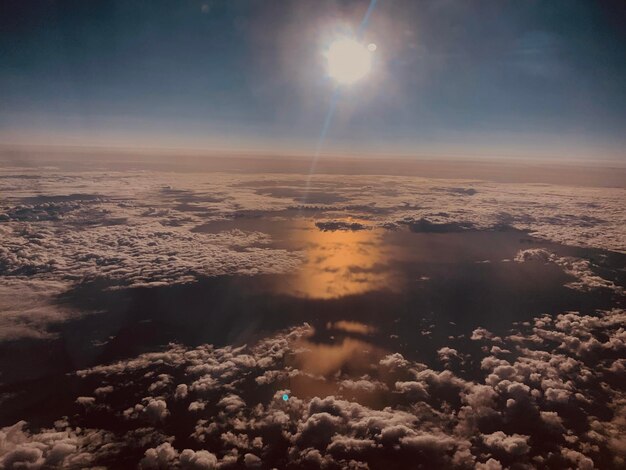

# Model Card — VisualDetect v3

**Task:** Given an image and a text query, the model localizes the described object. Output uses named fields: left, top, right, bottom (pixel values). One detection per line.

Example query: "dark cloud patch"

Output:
left=401, top=218, right=474, bottom=233
left=438, top=187, right=478, bottom=196
left=315, top=221, right=369, bottom=232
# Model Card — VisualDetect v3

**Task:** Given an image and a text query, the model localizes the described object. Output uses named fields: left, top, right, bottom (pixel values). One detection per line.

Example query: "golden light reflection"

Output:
left=326, top=320, right=377, bottom=335
left=274, top=222, right=398, bottom=299
left=291, top=336, right=380, bottom=376
left=287, top=333, right=388, bottom=400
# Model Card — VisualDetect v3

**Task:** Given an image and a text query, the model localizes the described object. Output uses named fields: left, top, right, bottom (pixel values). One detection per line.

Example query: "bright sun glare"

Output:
left=326, top=38, right=373, bottom=85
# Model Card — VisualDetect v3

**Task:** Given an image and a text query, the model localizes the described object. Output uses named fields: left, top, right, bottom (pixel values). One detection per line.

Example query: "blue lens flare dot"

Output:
left=282, top=393, right=289, bottom=401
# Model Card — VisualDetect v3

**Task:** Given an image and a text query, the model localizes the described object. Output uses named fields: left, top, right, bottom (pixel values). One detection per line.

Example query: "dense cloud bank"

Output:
left=1, top=170, right=624, bottom=253
left=0, top=171, right=306, bottom=340
left=0, top=169, right=623, bottom=340
left=2, top=307, right=624, bottom=469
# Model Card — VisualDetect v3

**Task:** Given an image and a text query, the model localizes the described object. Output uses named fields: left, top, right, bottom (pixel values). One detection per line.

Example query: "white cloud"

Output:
left=179, top=449, right=218, bottom=469
left=139, top=442, right=178, bottom=469
left=515, top=248, right=622, bottom=293
left=482, top=431, right=530, bottom=456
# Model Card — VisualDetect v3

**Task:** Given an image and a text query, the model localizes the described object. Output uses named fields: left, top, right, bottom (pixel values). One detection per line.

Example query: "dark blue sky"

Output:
left=1, top=0, right=626, bottom=160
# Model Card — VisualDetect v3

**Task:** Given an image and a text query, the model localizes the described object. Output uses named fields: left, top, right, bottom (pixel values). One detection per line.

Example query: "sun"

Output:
left=325, top=38, right=373, bottom=85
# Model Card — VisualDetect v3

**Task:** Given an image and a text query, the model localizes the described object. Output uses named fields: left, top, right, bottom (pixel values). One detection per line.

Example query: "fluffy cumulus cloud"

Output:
left=0, top=420, right=120, bottom=469
left=2, top=307, right=625, bottom=469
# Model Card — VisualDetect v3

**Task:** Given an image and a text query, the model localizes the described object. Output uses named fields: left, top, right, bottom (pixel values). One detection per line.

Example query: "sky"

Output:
left=1, top=0, right=626, bottom=160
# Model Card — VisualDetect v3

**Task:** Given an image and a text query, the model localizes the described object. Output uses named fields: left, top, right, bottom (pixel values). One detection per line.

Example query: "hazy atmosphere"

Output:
left=2, top=0, right=626, bottom=159
left=1, top=1, right=625, bottom=469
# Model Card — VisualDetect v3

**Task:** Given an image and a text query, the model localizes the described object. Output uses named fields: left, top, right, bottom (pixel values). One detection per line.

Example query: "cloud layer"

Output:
left=0, top=166, right=624, bottom=469
left=1, top=168, right=623, bottom=340
left=2, top=306, right=624, bottom=469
